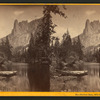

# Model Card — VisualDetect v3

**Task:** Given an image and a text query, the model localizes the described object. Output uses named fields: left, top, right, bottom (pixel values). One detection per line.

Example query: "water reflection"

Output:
left=84, top=63, right=100, bottom=91
left=27, top=63, right=50, bottom=91
left=11, top=63, right=29, bottom=91
left=12, top=63, right=50, bottom=91
left=11, top=62, right=100, bottom=91
left=86, top=63, right=100, bottom=77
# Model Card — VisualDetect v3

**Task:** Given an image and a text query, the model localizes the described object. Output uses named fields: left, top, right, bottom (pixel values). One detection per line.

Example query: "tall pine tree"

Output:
left=72, top=36, right=83, bottom=59
left=60, top=29, right=72, bottom=59
left=0, top=36, right=12, bottom=60
left=40, top=5, right=67, bottom=56
left=28, top=5, right=67, bottom=63
left=54, top=37, right=60, bottom=57
left=28, top=33, right=36, bottom=63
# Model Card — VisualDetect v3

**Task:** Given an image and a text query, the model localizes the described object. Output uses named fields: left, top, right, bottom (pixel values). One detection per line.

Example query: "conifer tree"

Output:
left=0, top=36, right=12, bottom=60
left=28, top=5, right=67, bottom=62
left=5, top=36, right=12, bottom=60
left=40, top=5, right=67, bottom=56
left=72, top=36, right=83, bottom=59
left=54, top=37, right=60, bottom=57
left=28, top=33, right=36, bottom=63
left=60, top=30, right=72, bottom=59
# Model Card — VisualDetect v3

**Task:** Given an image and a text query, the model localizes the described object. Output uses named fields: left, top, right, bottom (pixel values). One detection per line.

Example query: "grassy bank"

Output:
left=0, top=75, right=29, bottom=91
left=50, top=75, right=100, bottom=92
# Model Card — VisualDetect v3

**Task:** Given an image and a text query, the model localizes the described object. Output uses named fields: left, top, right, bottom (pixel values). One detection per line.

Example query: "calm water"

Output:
left=83, top=63, right=100, bottom=91
left=7, top=62, right=100, bottom=91
left=11, top=63, right=50, bottom=91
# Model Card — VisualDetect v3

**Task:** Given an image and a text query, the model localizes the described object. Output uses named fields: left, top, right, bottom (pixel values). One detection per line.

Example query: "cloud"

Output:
left=86, top=10, right=96, bottom=16
left=14, top=11, right=24, bottom=16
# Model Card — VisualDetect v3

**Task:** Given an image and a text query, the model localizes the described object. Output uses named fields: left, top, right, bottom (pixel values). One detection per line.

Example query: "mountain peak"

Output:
left=74, top=19, right=100, bottom=48
left=83, top=19, right=90, bottom=34
left=14, top=19, right=18, bottom=28
left=1, top=18, right=43, bottom=50
left=86, top=19, right=90, bottom=25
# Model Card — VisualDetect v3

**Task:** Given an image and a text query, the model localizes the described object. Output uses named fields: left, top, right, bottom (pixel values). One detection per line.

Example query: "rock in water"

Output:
left=0, top=71, right=17, bottom=77
left=56, top=69, right=88, bottom=76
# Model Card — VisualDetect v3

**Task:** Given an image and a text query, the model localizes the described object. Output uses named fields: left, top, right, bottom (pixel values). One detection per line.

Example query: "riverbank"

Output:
left=0, top=75, right=29, bottom=91
left=50, top=75, right=100, bottom=92
left=0, top=62, right=99, bottom=92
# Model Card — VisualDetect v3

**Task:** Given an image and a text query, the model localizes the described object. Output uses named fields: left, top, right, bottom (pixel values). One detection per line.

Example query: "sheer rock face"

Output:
left=0, top=18, right=42, bottom=50
left=73, top=19, right=100, bottom=48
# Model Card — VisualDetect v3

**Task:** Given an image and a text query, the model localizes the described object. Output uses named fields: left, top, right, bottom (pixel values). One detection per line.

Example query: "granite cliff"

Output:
left=0, top=18, right=42, bottom=50
left=73, top=19, right=100, bottom=49
left=1, top=18, right=100, bottom=54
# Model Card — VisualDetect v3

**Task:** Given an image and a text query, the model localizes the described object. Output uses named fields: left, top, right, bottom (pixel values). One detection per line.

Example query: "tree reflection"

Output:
left=27, top=63, right=50, bottom=91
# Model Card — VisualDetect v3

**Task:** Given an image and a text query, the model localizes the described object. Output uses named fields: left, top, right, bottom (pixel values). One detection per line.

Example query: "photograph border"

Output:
left=0, top=3, right=100, bottom=97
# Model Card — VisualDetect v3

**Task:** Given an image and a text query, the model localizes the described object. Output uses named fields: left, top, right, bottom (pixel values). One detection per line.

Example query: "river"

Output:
left=0, top=62, right=100, bottom=91
left=83, top=63, right=100, bottom=92
left=6, top=63, right=50, bottom=91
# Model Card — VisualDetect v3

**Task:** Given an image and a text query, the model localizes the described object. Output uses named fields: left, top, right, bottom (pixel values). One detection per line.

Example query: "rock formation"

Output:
left=0, top=18, right=43, bottom=51
left=73, top=19, right=100, bottom=48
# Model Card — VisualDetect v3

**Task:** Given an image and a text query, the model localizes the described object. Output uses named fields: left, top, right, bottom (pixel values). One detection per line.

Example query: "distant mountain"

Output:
left=0, top=18, right=42, bottom=51
left=2, top=18, right=100, bottom=55
left=73, top=19, right=100, bottom=48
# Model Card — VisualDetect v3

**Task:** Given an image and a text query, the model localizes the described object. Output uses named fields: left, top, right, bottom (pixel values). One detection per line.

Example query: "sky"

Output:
left=0, top=5, right=100, bottom=40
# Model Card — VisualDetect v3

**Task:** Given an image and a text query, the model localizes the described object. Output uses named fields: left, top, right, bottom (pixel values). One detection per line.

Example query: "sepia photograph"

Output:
left=0, top=5, right=100, bottom=92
